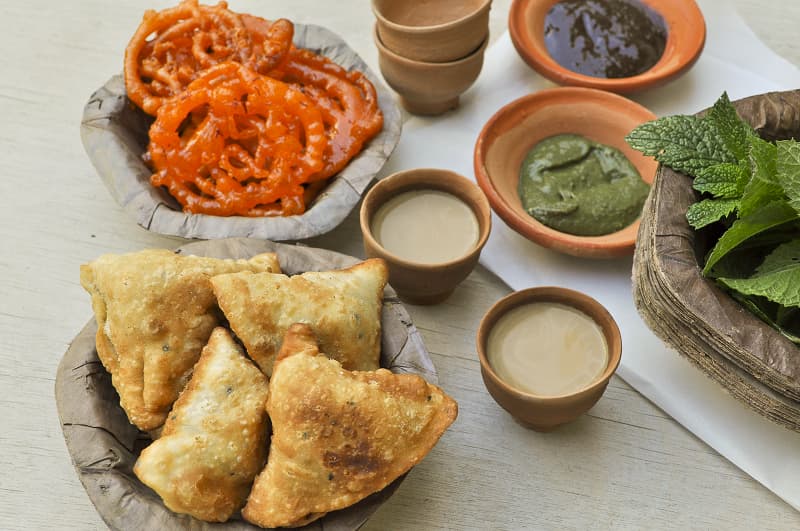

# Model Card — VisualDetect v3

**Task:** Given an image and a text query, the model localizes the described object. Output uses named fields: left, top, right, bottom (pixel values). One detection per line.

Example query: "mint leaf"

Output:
left=704, top=224, right=800, bottom=279
left=703, top=200, right=798, bottom=275
left=776, top=140, right=800, bottom=215
left=626, top=115, right=735, bottom=175
left=755, top=239, right=800, bottom=277
left=686, top=198, right=738, bottom=229
left=718, top=240, right=800, bottom=307
left=707, top=92, right=755, bottom=161
left=692, top=162, right=748, bottom=198
left=739, top=136, right=784, bottom=217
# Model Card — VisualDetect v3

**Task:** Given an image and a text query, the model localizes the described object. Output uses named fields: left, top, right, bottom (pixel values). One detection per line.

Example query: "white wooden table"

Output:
left=2, top=1, right=799, bottom=529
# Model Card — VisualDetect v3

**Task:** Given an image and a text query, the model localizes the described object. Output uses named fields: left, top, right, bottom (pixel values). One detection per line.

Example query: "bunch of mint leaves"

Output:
left=626, top=92, right=800, bottom=345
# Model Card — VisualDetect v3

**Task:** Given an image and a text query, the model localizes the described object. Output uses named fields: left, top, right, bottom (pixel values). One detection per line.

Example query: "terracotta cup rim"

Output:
left=372, top=0, right=492, bottom=34
left=508, top=0, right=706, bottom=93
left=473, top=86, right=658, bottom=258
left=476, top=286, right=622, bottom=402
left=360, top=168, right=492, bottom=271
left=373, top=24, right=490, bottom=67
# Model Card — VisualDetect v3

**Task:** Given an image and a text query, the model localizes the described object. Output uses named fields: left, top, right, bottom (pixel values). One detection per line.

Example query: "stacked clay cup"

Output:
left=372, top=0, right=491, bottom=115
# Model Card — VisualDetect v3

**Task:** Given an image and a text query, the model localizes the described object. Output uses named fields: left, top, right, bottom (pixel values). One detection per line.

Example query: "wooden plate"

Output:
left=80, top=24, right=402, bottom=241
left=55, top=238, right=437, bottom=530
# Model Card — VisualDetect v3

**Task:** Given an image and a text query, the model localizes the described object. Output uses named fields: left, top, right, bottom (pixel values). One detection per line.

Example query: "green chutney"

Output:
left=518, top=134, right=649, bottom=236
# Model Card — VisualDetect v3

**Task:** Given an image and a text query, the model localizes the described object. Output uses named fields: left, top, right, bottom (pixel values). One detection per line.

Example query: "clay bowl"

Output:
left=473, top=87, right=658, bottom=258
left=508, top=0, right=705, bottom=93
left=360, top=168, right=491, bottom=305
left=374, top=25, right=488, bottom=115
left=477, top=287, right=622, bottom=431
left=372, top=0, right=491, bottom=63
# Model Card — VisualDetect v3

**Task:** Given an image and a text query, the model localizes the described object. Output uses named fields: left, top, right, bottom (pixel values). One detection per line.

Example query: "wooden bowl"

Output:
left=360, top=168, right=491, bottom=305
left=508, top=0, right=705, bottom=93
left=374, top=25, right=488, bottom=115
left=371, top=0, right=491, bottom=63
left=476, top=287, right=622, bottom=431
left=473, top=87, right=658, bottom=258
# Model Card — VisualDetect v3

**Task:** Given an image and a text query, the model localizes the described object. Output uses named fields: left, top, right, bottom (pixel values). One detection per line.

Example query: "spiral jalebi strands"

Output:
left=280, top=48, right=383, bottom=182
left=124, top=0, right=293, bottom=115
left=147, top=62, right=327, bottom=216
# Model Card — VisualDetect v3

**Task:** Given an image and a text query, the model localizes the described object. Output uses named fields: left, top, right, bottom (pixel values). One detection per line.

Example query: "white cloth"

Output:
left=380, top=0, right=800, bottom=511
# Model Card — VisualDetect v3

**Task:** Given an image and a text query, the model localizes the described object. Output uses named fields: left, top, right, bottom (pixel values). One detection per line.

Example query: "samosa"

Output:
left=242, top=323, right=458, bottom=528
left=80, top=249, right=280, bottom=430
left=211, top=258, right=387, bottom=378
left=134, top=327, right=270, bottom=522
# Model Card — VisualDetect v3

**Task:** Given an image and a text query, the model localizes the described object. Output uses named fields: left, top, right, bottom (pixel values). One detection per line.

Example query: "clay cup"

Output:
left=360, top=168, right=491, bottom=305
left=372, top=0, right=491, bottom=63
left=477, top=287, right=622, bottom=431
left=374, top=25, right=488, bottom=115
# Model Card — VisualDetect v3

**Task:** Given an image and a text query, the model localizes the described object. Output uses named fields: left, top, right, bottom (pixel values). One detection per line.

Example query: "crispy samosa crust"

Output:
left=79, top=249, right=280, bottom=430
left=211, top=258, right=387, bottom=378
left=134, top=327, right=270, bottom=522
left=242, top=323, right=458, bottom=528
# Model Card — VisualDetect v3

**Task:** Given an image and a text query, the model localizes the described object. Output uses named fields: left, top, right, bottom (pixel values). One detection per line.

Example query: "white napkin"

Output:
left=380, top=0, right=800, bottom=511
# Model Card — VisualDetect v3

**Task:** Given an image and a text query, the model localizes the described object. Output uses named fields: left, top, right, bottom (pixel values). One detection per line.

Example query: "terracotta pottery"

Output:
left=473, top=87, right=658, bottom=258
left=372, top=0, right=491, bottom=63
left=476, top=287, right=622, bottom=431
left=360, top=168, right=491, bottom=305
left=374, top=25, right=488, bottom=115
left=508, top=0, right=705, bottom=93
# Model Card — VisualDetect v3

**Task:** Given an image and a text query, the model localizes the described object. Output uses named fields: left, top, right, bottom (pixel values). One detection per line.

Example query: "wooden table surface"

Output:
left=2, top=1, right=799, bottom=529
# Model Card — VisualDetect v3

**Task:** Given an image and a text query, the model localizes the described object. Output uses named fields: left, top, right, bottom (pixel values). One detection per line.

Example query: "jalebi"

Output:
left=147, top=62, right=327, bottom=216
left=125, top=0, right=293, bottom=115
left=128, top=1, right=384, bottom=217
left=280, top=49, right=383, bottom=182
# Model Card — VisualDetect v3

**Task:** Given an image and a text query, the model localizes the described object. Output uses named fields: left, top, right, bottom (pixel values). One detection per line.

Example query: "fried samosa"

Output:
left=211, top=258, right=387, bottom=378
left=242, top=323, right=458, bottom=528
left=79, top=249, right=280, bottom=430
left=134, top=327, right=270, bottom=522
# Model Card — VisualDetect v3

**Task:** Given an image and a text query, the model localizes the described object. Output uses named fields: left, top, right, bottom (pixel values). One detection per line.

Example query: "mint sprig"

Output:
left=627, top=92, right=800, bottom=345
left=692, top=162, right=748, bottom=199
left=686, top=198, right=738, bottom=229
left=625, top=115, right=736, bottom=175
left=703, top=200, right=797, bottom=275
left=777, top=140, right=800, bottom=215
left=718, top=240, right=800, bottom=307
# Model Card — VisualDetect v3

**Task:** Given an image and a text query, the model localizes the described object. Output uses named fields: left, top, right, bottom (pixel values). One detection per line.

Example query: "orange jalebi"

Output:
left=125, top=0, right=293, bottom=115
left=147, top=62, right=327, bottom=216
left=279, top=48, right=383, bottom=182
left=127, top=2, right=384, bottom=217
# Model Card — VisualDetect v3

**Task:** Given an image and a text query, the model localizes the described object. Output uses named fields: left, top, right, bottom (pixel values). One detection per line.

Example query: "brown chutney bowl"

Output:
left=372, top=0, right=491, bottom=63
left=477, top=287, right=622, bottom=431
left=508, top=0, right=706, bottom=93
left=374, top=24, right=489, bottom=116
left=474, top=87, right=658, bottom=258
left=360, top=168, right=491, bottom=305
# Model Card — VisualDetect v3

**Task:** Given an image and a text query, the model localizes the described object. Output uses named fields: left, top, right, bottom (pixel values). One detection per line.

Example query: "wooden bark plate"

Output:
left=633, top=90, right=800, bottom=431
left=80, top=24, right=402, bottom=241
left=55, top=238, right=437, bottom=530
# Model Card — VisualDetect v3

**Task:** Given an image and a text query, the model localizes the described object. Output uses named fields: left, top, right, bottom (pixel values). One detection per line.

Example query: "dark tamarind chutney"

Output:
left=544, top=0, right=667, bottom=79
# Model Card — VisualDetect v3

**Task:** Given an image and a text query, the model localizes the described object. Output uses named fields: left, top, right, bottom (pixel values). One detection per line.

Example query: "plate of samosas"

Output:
left=81, top=0, right=402, bottom=241
left=56, top=238, right=457, bottom=530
